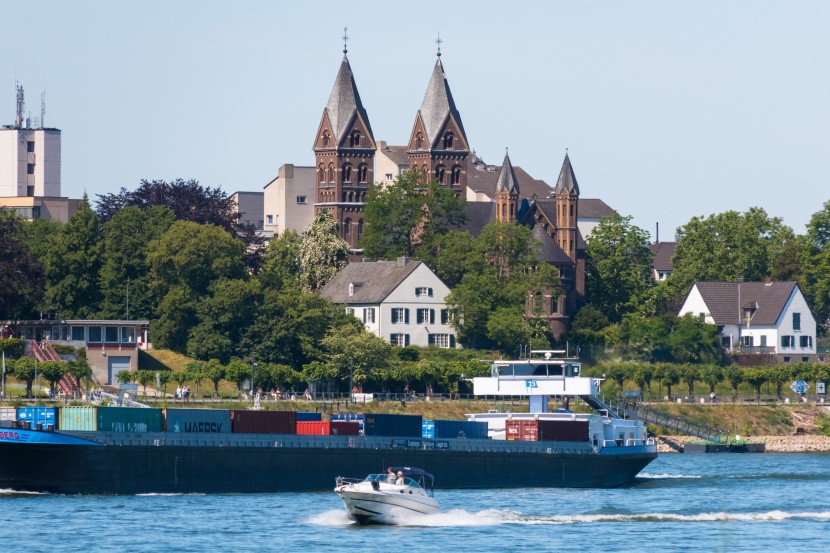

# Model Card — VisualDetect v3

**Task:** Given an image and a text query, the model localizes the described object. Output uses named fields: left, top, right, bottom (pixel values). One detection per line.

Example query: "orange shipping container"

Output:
left=505, top=420, right=539, bottom=441
left=296, top=421, right=331, bottom=435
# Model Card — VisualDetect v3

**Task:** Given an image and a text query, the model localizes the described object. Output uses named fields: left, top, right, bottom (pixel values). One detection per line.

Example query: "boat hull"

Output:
left=335, top=486, right=439, bottom=524
left=0, top=430, right=657, bottom=495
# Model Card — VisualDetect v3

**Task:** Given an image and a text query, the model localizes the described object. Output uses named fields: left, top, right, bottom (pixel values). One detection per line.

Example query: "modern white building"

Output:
left=262, top=163, right=316, bottom=236
left=231, top=191, right=264, bottom=229
left=678, top=280, right=818, bottom=362
left=320, top=257, right=457, bottom=348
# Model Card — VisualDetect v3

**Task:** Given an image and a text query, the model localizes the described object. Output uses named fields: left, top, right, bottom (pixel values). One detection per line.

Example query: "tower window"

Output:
left=435, top=165, right=445, bottom=185
left=451, top=165, right=461, bottom=185
left=358, top=164, right=368, bottom=183
left=328, top=164, right=335, bottom=182
left=343, top=164, right=352, bottom=182
left=322, top=131, right=330, bottom=147
left=416, top=132, right=423, bottom=149
left=443, top=133, right=454, bottom=149
left=27, top=163, right=35, bottom=174
left=350, top=132, right=361, bottom=147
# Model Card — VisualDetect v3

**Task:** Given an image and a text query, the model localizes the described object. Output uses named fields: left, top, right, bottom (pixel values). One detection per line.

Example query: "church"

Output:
left=263, top=44, right=615, bottom=337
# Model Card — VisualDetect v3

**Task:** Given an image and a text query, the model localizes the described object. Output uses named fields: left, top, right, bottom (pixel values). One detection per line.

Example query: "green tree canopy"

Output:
left=0, top=210, right=45, bottom=319
left=297, top=211, right=350, bottom=293
left=798, top=200, right=830, bottom=325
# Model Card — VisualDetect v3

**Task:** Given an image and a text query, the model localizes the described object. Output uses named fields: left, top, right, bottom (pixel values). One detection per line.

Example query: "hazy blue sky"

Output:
left=4, top=1, right=828, bottom=239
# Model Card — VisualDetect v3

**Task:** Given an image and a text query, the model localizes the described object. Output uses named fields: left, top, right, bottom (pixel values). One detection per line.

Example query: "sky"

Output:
left=3, top=1, right=829, bottom=240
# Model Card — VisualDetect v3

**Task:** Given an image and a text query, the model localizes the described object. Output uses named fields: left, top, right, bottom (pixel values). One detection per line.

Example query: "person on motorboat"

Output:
left=387, top=467, right=396, bottom=484
left=395, top=471, right=404, bottom=485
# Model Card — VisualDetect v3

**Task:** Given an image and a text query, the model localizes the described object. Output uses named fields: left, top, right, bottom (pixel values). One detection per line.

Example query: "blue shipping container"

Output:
left=166, top=408, right=231, bottom=433
left=364, top=413, right=422, bottom=437
left=17, top=407, right=58, bottom=428
left=422, top=420, right=435, bottom=439
left=434, top=419, right=489, bottom=440
left=296, top=412, right=322, bottom=422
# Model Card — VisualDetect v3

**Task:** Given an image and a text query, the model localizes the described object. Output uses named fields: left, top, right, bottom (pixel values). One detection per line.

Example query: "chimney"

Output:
left=396, top=256, right=411, bottom=267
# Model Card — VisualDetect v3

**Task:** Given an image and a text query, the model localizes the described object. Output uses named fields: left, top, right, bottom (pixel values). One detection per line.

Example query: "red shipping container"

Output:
left=231, top=410, right=297, bottom=434
left=505, top=420, right=539, bottom=441
left=329, top=421, right=360, bottom=435
left=297, top=421, right=331, bottom=435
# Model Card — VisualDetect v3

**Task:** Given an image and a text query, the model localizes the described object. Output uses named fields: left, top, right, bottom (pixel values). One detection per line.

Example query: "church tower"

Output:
left=406, top=47, right=470, bottom=196
left=313, top=40, right=376, bottom=250
left=554, top=152, right=579, bottom=262
left=494, top=150, right=520, bottom=223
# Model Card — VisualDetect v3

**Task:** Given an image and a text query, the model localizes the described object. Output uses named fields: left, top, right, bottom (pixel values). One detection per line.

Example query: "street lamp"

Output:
left=250, top=357, right=257, bottom=397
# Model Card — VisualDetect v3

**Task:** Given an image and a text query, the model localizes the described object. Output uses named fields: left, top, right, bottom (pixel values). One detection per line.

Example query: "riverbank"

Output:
left=657, top=434, right=830, bottom=453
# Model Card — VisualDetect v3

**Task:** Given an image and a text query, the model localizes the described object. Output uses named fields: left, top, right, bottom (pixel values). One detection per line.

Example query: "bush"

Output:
left=0, top=338, right=25, bottom=358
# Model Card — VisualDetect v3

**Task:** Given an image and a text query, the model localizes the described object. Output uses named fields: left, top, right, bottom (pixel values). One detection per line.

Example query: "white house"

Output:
left=320, top=257, right=457, bottom=348
left=678, top=280, right=817, bottom=362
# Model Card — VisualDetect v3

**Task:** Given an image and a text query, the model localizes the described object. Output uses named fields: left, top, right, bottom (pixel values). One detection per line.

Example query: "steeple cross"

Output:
left=342, top=27, right=349, bottom=54
left=436, top=32, right=443, bottom=57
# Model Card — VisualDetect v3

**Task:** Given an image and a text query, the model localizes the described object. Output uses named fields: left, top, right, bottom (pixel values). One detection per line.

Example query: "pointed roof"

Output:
left=554, top=153, right=579, bottom=195
left=495, top=151, right=520, bottom=194
left=417, top=58, right=468, bottom=148
left=690, top=281, right=799, bottom=326
left=325, top=55, right=374, bottom=145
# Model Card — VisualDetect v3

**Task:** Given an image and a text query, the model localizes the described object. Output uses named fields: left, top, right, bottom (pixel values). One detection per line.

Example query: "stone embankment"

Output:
left=657, top=434, right=830, bottom=453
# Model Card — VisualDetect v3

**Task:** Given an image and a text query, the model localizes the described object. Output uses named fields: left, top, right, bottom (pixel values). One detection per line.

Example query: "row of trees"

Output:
left=1, top=345, right=92, bottom=398
left=596, top=361, right=830, bottom=400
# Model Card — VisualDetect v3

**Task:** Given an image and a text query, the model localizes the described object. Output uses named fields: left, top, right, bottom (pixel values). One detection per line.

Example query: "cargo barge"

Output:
left=0, top=352, right=658, bottom=494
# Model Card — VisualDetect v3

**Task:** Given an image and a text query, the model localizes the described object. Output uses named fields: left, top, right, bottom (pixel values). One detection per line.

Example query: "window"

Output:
left=385, top=173, right=393, bottom=182
left=435, top=165, right=446, bottom=185
left=698, top=313, right=706, bottom=322
left=742, top=336, right=754, bottom=347
left=88, top=326, right=102, bottom=343
left=27, top=163, right=35, bottom=174
left=121, top=327, right=136, bottom=344
left=391, top=308, right=409, bottom=324
left=296, top=196, right=307, bottom=205
left=363, top=308, right=375, bottom=324
left=451, top=165, right=461, bottom=185
left=760, top=335, right=767, bottom=347
left=350, top=131, right=361, bottom=147
left=71, top=326, right=85, bottom=341
left=257, top=220, right=263, bottom=229
left=721, top=336, right=731, bottom=348
left=783, top=356, right=791, bottom=363
left=441, top=309, right=450, bottom=324
left=27, top=141, right=35, bottom=153
left=105, top=326, right=119, bottom=343
left=800, top=335, right=813, bottom=348
left=390, top=334, right=409, bottom=347
left=443, top=133, right=454, bottom=149
left=358, top=164, right=368, bottom=183
left=415, top=287, right=433, bottom=297
left=345, top=308, right=354, bottom=316
left=793, top=312, right=801, bottom=331
left=417, top=308, right=435, bottom=324
left=266, top=215, right=273, bottom=225
left=781, top=335, right=795, bottom=348
left=348, top=283, right=354, bottom=297
left=415, top=133, right=423, bottom=149
left=343, top=164, right=352, bottom=182
left=322, top=131, right=330, bottom=147
left=429, top=334, right=451, bottom=348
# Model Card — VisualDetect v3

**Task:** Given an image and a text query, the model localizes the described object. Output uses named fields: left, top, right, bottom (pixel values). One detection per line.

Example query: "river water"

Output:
left=2, top=453, right=828, bottom=552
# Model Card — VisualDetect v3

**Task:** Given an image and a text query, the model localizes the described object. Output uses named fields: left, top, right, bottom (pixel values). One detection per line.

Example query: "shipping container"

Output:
left=422, top=420, right=435, bottom=439
left=505, top=420, right=539, bottom=441
left=166, top=408, right=231, bottom=433
left=0, top=407, right=16, bottom=421
left=97, top=407, right=163, bottom=433
left=296, top=412, right=322, bottom=422
left=296, top=421, right=330, bottom=435
left=538, top=419, right=589, bottom=442
left=231, top=410, right=297, bottom=434
left=331, top=413, right=364, bottom=433
left=17, top=407, right=58, bottom=429
left=364, top=413, right=422, bottom=437
left=434, top=419, right=489, bottom=440
left=59, top=406, right=97, bottom=431
left=329, top=421, right=360, bottom=435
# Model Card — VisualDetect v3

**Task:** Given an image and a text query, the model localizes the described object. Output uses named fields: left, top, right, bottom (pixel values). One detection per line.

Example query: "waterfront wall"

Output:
left=657, top=434, right=830, bottom=453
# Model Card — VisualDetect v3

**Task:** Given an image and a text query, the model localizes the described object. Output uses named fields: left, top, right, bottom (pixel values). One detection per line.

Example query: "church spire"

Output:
left=321, top=55, right=374, bottom=147
left=554, top=151, right=579, bottom=195
left=495, top=149, right=520, bottom=223
left=495, top=149, right=520, bottom=194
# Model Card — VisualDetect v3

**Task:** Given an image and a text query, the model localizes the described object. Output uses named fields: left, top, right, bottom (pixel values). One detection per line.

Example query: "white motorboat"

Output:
left=334, top=466, right=439, bottom=524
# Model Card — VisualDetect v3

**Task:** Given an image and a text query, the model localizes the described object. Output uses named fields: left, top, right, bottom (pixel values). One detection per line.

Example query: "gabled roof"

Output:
left=691, top=281, right=798, bottom=326
left=378, top=144, right=409, bottom=166
left=455, top=201, right=496, bottom=237
left=319, top=258, right=423, bottom=304
left=531, top=225, right=574, bottom=264
left=649, top=242, right=677, bottom=271
left=417, top=58, right=468, bottom=148
left=554, top=153, right=579, bottom=195
left=325, top=55, right=374, bottom=145
left=467, top=155, right=552, bottom=200
left=495, top=152, right=520, bottom=194
left=578, top=199, right=616, bottom=219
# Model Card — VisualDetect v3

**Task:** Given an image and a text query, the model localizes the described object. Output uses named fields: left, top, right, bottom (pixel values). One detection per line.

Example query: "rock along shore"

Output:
left=657, top=434, right=830, bottom=453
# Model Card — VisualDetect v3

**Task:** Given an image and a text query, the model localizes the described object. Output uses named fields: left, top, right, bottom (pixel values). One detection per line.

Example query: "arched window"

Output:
left=415, top=132, right=423, bottom=149
left=421, top=165, right=429, bottom=182
left=350, top=131, right=361, bottom=147
left=358, top=164, right=368, bottom=183
left=343, top=218, right=352, bottom=241
left=357, top=219, right=364, bottom=240
left=328, top=164, right=335, bottom=183
left=319, top=164, right=326, bottom=184
left=569, top=204, right=574, bottom=217
left=451, top=165, right=461, bottom=185
left=343, top=164, right=352, bottom=183
left=443, top=133, right=454, bottom=149
left=322, top=131, right=330, bottom=147
left=435, top=165, right=446, bottom=185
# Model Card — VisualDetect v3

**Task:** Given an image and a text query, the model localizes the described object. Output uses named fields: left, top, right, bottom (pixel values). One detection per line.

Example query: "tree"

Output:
left=698, top=364, right=724, bottom=394
left=321, top=324, right=394, bottom=391
left=135, top=370, right=156, bottom=399
left=486, top=307, right=533, bottom=355
left=201, top=359, right=226, bottom=397
left=170, top=371, right=189, bottom=389
left=224, top=359, right=252, bottom=397
left=681, top=364, right=699, bottom=397
left=799, top=200, right=830, bottom=326
left=98, top=205, right=175, bottom=319
left=658, top=363, right=681, bottom=398
left=258, top=230, right=302, bottom=291
left=670, top=207, right=793, bottom=295
left=585, top=215, right=655, bottom=322
left=666, top=314, right=722, bottom=364
left=0, top=210, right=45, bottom=319
left=12, top=357, right=36, bottom=397
left=297, top=211, right=350, bottom=292
left=185, top=361, right=205, bottom=398
left=632, top=364, right=654, bottom=397
left=567, top=305, right=611, bottom=356
left=605, top=363, right=631, bottom=393
left=67, top=348, right=93, bottom=391
left=38, top=361, right=68, bottom=395
left=116, top=370, right=135, bottom=385
left=42, top=197, right=103, bottom=318
left=618, top=315, right=669, bottom=362
left=724, top=365, right=744, bottom=399
left=361, top=171, right=466, bottom=260
left=768, top=364, right=794, bottom=399
left=743, top=367, right=769, bottom=400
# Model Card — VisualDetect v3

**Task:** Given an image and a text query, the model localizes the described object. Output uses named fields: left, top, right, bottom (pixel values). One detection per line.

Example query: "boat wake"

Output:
left=0, top=488, right=46, bottom=496
left=638, top=472, right=702, bottom=479
left=308, top=509, right=830, bottom=527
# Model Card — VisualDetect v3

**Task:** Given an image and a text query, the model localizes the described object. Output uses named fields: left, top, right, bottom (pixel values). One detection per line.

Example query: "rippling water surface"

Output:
left=3, top=453, right=829, bottom=552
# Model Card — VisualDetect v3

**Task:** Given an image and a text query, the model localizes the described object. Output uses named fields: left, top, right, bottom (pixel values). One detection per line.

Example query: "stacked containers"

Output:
left=505, top=420, right=539, bottom=441
left=332, top=413, right=364, bottom=434
left=59, top=406, right=97, bottom=431
left=296, top=412, right=322, bottom=422
left=166, top=408, right=231, bottom=434
left=17, top=407, right=58, bottom=430
left=296, top=421, right=330, bottom=435
left=434, top=419, right=489, bottom=440
left=363, top=413, right=422, bottom=437
left=538, top=420, right=589, bottom=442
left=97, top=407, right=163, bottom=433
left=1, top=407, right=18, bottom=428
left=329, top=421, right=360, bottom=435
left=231, top=410, right=297, bottom=434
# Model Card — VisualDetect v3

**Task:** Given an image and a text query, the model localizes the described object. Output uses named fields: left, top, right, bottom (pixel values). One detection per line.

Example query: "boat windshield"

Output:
left=364, top=474, right=423, bottom=488
left=491, top=361, right=581, bottom=377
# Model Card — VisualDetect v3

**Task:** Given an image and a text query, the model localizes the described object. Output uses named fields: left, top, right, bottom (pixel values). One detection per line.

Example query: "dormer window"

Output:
left=416, top=287, right=433, bottom=297
left=349, top=283, right=354, bottom=297
left=416, top=132, right=424, bottom=149
left=322, top=131, right=330, bottom=147
left=350, top=131, right=361, bottom=147
left=443, top=133, right=454, bottom=149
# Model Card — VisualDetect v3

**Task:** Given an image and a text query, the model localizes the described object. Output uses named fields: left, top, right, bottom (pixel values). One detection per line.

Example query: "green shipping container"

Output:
left=58, top=407, right=98, bottom=431
left=97, top=407, right=163, bottom=433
